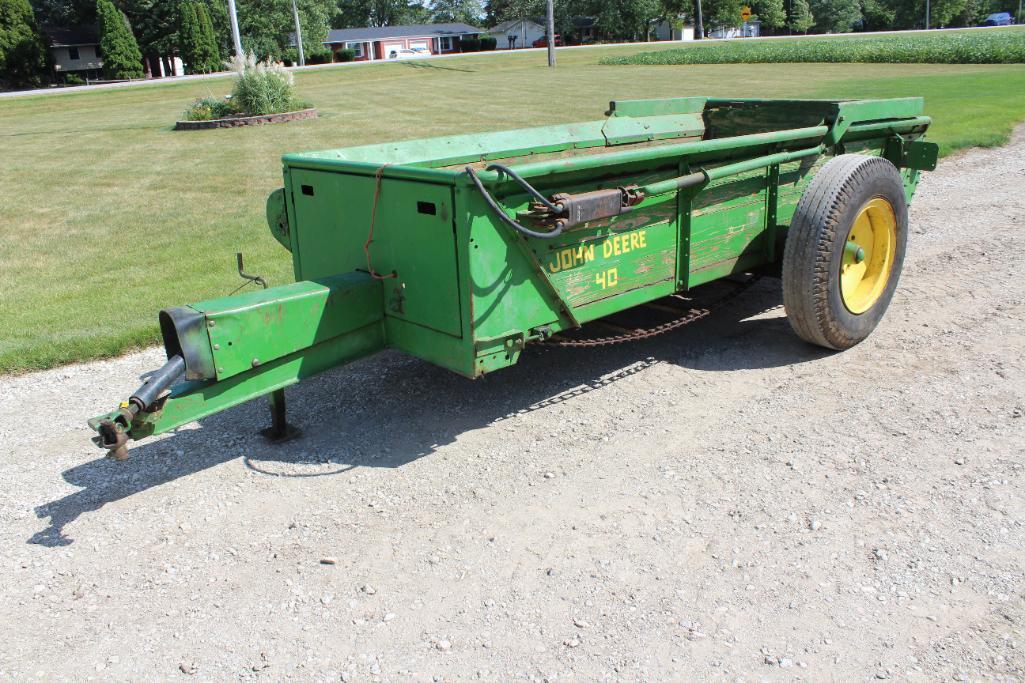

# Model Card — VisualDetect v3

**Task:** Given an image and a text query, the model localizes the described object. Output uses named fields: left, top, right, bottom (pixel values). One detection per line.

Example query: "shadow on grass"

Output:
left=0, top=123, right=168, bottom=138
left=29, top=277, right=830, bottom=547
left=400, top=60, right=478, bottom=73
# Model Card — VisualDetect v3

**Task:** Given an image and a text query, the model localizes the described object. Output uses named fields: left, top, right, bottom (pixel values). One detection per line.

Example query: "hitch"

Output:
left=87, top=273, right=386, bottom=460
left=88, top=354, right=185, bottom=460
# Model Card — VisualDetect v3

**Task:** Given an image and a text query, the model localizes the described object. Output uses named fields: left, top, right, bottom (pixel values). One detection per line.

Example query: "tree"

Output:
left=751, top=0, right=786, bottom=27
left=97, top=0, right=144, bottom=78
left=30, top=0, right=97, bottom=27
left=859, top=0, right=895, bottom=29
left=195, top=2, right=220, bottom=64
left=583, top=0, right=662, bottom=40
left=788, top=0, right=815, bottom=30
left=808, top=0, right=860, bottom=31
left=1, top=0, right=51, bottom=87
left=701, top=0, right=747, bottom=30
left=430, top=0, right=484, bottom=23
left=237, top=0, right=331, bottom=61
left=893, top=0, right=967, bottom=27
left=334, top=0, right=426, bottom=27
left=178, top=0, right=219, bottom=72
left=177, top=1, right=199, bottom=63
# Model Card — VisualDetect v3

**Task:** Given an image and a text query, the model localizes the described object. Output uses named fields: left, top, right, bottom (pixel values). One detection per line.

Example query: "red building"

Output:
left=324, top=23, right=483, bottom=61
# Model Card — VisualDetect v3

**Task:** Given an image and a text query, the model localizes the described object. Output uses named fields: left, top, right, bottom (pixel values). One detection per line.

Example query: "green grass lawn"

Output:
left=3, top=44, right=1025, bottom=373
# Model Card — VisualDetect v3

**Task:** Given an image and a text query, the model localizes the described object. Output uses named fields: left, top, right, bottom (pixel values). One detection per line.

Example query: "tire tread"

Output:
left=782, top=154, right=906, bottom=350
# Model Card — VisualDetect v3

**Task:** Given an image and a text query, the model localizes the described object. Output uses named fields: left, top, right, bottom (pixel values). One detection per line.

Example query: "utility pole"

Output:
left=546, top=0, right=556, bottom=67
left=695, top=0, right=704, bottom=39
left=925, top=0, right=930, bottom=29
left=227, top=0, right=243, bottom=56
left=291, top=0, right=305, bottom=66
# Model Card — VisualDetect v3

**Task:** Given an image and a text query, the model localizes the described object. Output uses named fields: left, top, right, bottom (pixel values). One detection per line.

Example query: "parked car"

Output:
left=980, top=12, right=1013, bottom=25
left=532, top=34, right=564, bottom=47
left=387, top=48, right=428, bottom=60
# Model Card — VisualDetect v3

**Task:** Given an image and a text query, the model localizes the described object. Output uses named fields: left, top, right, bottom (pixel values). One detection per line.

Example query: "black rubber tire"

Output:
left=782, top=154, right=908, bottom=350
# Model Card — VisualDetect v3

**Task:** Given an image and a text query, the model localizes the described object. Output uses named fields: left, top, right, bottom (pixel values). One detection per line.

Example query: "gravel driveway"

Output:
left=1, top=131, right=1023, bottom=682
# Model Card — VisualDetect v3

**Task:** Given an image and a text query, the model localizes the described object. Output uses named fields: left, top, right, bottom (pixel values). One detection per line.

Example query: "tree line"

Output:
left=2, top=0, right=1020, bottom=89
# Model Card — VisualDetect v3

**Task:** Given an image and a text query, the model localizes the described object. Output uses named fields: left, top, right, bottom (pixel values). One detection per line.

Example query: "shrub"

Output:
left=479, top=34, right=497, bottom=51
left=460, top=37, right=481, bottom=52
left=96, top=0, right=144, bottom=79
left=225, top=51, right=308, bottom=115
left=182, top=96, right=235, bottom=120
left=282, top=46, right=333, bottom=65
left=280, top=47, right=299, bottom=66
left=306, top=47, right=332, bottom=64
left=178, top=1, right=221, bottom=74
left=0, top=0, right=52, bottom=88
left=600, top=27, right=1025, bottom=65
left=333, top=47, right=356, bottom=62
left=63, top=72, right=86, bottom=85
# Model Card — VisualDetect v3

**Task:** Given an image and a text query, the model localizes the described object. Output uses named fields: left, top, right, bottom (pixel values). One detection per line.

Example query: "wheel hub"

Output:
left=840, top=197, right=896, bottom=314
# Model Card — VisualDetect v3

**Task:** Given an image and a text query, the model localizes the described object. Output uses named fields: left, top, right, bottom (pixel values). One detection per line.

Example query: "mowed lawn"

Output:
left=2, top=44, right=1025, bottom=372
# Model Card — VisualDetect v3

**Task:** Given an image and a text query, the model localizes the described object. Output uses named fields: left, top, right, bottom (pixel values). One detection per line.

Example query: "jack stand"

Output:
left=260, top=388, right=300, bottom=443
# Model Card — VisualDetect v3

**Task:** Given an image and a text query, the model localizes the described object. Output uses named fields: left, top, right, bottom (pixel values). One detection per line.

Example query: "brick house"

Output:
left=323, top=23, right=483, bottom=61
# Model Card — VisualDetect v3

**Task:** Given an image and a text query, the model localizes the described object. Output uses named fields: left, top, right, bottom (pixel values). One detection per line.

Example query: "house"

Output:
left=45, top=25, right=183, bottom=82
left=322, top=23, right=483, bottom=61
left=489, top=18, right=546, bottom=49
left=652, top=20, right=695, bottom=41
left=46, top=26, right=103, bottom=80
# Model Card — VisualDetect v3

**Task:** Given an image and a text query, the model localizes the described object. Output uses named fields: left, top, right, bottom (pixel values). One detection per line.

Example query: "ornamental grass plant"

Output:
left=183, top=52, right=310, bottom=121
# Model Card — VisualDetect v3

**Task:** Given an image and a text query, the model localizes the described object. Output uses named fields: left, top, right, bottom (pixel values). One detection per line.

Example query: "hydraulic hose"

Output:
left=483, top=163, right=564, bottom=214
left=465, top=166, right=566, bottom=240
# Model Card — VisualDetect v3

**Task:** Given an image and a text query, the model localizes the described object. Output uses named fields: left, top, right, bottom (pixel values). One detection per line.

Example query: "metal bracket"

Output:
left=884, top=136, right=939, bottom=171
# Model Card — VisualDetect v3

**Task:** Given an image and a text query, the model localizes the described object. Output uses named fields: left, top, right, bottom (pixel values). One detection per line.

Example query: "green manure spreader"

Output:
left=90, top=96, right=938, bottom=459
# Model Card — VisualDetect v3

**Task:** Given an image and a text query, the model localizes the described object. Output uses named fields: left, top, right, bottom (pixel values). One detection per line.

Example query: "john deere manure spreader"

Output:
left=90, top=96, right=937, bottom=459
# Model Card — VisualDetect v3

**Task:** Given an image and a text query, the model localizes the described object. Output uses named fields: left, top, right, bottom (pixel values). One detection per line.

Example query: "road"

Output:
left=0, top=131, right=1022, bottom=680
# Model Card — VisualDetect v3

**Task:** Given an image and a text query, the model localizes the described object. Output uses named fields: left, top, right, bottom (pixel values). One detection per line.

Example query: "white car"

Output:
left=387, top=48, right=429, bottom=60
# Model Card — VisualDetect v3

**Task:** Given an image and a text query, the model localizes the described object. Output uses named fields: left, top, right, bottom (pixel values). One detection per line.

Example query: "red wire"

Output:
left=364, top=164, right=396, bottom=280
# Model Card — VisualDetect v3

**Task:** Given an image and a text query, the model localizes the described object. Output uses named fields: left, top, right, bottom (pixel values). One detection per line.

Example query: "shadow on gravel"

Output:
left=30, top=278, right=830, bottom=547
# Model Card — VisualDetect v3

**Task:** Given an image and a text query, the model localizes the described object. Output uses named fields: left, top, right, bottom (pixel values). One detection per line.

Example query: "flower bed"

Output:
left=175, top=53, right=313, bottom=130
left=174, top=108, right=317, bottom=130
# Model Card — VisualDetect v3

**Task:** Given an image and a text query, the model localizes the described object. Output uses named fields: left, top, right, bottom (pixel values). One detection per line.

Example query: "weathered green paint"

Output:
left=191, top=273, right=383, bottom=381
left=90, top=97, right=935, bottom=449
left=131, top=322, right=384, bottom=439
left=108, top=273, right=386, bottom=439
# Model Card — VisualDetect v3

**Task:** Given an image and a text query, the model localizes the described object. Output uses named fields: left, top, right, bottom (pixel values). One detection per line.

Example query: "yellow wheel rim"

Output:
left=840, top=197, right=897, bottom=314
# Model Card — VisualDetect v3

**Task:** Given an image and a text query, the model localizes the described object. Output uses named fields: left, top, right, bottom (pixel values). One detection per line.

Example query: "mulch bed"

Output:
left=174, top=108, right=317, bottom=130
